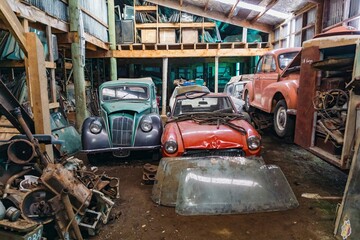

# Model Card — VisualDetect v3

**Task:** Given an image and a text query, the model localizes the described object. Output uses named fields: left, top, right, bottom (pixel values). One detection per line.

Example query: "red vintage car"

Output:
left=161, top=92, right=261, bottom=157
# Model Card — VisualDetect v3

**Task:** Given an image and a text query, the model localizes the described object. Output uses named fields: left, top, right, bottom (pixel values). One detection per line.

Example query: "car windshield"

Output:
left=173, top=96, right=234, bottom=117
left=101, top=85, right=149, bottom=101
left=278, top=51, right=299, bottom=70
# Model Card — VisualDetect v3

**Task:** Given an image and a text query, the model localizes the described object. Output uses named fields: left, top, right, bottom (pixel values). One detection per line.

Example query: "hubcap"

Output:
left=276, top=106, right=287, bottom=131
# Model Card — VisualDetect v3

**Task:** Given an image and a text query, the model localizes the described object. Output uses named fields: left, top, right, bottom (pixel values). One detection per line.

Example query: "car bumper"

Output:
left=81, top=145, right=161, bottom=154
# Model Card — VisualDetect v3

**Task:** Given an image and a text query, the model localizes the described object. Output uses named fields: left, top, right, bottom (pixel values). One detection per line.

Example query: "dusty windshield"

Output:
left=102, top=85, right=149, bottom=101
left=278, top=52, right=299, bottom=70
left=173, top=96, right=234, bottom=117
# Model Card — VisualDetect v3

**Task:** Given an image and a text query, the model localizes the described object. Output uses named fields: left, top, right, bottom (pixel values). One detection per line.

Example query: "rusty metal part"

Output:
left=5, top=207, right=21, bottom=222
left=20, top=188, right=54, bottom=224
left=7, top=139, right=36, bottom=165
left=142, top=163, right=158, bottom=185
left=12, top=108, right=52, bottom=166
left=62, top=190, right=84, bottom=240
left=92, top=189, right=114, bottom=224
left=3, top=168, right=32, bottom=199
left=78, top=209, right=102, bottom=236
left=40, top=163, right=92, bottom=214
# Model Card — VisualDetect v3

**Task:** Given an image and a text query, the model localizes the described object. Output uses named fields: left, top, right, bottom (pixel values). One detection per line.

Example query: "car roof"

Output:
left=100, top=77, right=154, bottom=88
left=176, top=92, right=227, bottom=100
left=265, top=47, right=302, bottom=56
left=175, top=85, right=210, bottom=96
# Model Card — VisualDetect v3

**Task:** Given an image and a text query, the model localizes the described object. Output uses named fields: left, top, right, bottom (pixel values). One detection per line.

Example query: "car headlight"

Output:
left=90, top=120, right=102, bottom=134
left=140, top=116, right=153, bottom=132
left=247, top=136, right=261, bottom=150
left=164, top=141, right=178, bottom=154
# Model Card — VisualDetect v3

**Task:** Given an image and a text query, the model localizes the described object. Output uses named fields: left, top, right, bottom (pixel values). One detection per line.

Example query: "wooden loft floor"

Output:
left=88, top=42, right=270, bottom=58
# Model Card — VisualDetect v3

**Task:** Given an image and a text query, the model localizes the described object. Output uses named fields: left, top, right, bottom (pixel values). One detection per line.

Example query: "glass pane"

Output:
left=152, top=156, right=266, bottom=206
left=175, top=161, right=299, bottom=215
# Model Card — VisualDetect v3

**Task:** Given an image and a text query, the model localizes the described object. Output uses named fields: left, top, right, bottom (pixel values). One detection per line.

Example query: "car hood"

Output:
left=176, top=120, right=247, bottom=149
left=102, top=101, right=151, bottom=114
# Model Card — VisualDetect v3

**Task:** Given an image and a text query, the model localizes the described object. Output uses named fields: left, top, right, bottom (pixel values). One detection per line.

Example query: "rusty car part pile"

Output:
left=0, top=108, right=119, bottom=239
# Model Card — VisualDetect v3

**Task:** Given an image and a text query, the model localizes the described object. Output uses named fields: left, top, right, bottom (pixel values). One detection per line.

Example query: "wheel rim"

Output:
left=276, top=106, right=287, bottom=132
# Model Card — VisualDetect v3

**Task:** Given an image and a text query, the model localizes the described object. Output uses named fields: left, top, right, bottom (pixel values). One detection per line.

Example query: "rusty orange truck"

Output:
left=243, top=47, right=301, bottom=137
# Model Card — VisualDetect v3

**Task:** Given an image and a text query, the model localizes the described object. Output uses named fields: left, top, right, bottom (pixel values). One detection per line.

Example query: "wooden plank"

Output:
left=250, top=0, right=279, bottom=23
left=24, top=32, right=53, bottom=157
left=107, top=48, right=270, bottom=58
left=84, top=32, right=109, bottom=50
left=45, top=61, right=57, bottom=69
left=0, top=0, right=27, bottom=56
left=0, top=60, right=25, bottom=68
left=294, top=46, right=320, bottom=148
left=341, top=92, right=360, bottom=168
left=134, top=5, right=157, bottom=11
left=136, top=22, right=216, bottom=29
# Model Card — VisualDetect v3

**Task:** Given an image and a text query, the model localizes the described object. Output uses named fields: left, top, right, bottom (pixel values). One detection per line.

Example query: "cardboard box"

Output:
left=182, top=29, right=198, bottom=43
left=141, top=29, right=157, bottom=43
left=159, top=29, right=176, bottom=43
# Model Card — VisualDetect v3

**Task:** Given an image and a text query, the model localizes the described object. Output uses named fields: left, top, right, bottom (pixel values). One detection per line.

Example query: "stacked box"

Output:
left=159, top=29, right=176, bottom=44
left=141, top=29, right=157, bottom=43
left=182, top=29, right=198, bottom=43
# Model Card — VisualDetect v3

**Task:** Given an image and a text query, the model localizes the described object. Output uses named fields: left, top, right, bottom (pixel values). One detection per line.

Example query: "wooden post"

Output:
left=24, top=32, right=53, bottom=158
left=46, top=25, right=57, bottom=102
left=242, top=27, right=247, bottom=43
left=108, top=0, right=117, bottom=81
left=214, top=56, right=219, bottom=93
left=161, top=57, right=168, bottom=116
left=69, top=0, right=88, bottom=131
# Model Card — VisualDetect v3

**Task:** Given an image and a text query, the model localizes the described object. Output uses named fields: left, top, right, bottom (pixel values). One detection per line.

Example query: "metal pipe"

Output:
left=61, top=189, right=84, bottom=240
left=3, top=168, right=32, bottom=199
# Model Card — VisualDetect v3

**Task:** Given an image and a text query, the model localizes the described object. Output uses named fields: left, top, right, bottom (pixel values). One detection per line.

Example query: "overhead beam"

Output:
left=146, top=0, right=272, bottom=33
left=103, top=48, right=270, bottom=58
left=204, top=0, right=210, bottom=11
left=0, top=0, right=27, bottom=56
left=228, top=0, right=241, bottom=19
left=250, top=0, right=279, bottom=23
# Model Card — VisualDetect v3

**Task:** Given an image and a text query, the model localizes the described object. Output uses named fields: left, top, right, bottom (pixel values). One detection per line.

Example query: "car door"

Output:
left=253, top=56, right=264, bottom=105
left=258, top=54, right=279, bottom=108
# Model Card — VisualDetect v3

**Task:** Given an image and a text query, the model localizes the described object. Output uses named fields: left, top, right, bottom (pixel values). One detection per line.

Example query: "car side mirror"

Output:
left=166, top=112, right=171, bottom=117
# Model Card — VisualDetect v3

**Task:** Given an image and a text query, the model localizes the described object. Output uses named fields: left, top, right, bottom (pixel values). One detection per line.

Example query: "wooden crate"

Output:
left=159, top=29, right=176, bottom=44
left=181, top=29, right=198, bottom=43
left=141, top=29, right=157, bottom=43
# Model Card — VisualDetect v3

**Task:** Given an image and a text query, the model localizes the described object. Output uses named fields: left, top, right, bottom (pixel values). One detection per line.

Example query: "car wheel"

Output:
left=244, top=91, right=253, bottom=112
left=273, top=100, right=295, bottom=138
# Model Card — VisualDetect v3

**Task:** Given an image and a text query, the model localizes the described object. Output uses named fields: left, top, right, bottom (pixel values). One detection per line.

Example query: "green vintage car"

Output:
left=81, top=78, right=163, bottom=159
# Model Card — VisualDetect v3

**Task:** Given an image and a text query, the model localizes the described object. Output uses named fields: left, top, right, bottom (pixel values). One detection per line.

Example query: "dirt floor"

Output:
left=82, top=131, right=348, bottom=240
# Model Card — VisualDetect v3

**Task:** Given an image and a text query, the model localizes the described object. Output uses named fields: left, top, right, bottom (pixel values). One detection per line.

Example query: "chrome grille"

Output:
left=183, top=149, right=245, bottom=157
left=112, top=116, right=133, bottom=146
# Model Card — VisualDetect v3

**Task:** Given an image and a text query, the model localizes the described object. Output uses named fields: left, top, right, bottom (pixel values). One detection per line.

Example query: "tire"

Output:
left=244, top=91, right=253, bottom=112
left=273, top=100, right=295, bottom=138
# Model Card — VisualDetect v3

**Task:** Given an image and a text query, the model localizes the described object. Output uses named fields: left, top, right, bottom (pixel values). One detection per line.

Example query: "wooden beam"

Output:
left=250, top=0, right=279, bottom=23
left=0, top=0, right=27, bottom=56
left=228, top=0, right=241, bottom=19
left=146, top=0, right=272, bottom=33
left=180, top=0, right=183, bottom=7
left=84, top=32, right=109, bottom=50
left=24, top=32, right=53, bottom=158
left=7, top=0, right=68, bottom=32
left=137, top=22, right=216, bottom=29
left=107, top=48, right=270, bottom=58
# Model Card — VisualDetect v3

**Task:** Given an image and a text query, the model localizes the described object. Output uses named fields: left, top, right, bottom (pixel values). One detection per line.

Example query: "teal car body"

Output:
left=81, top=78, right=163, bottom=158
